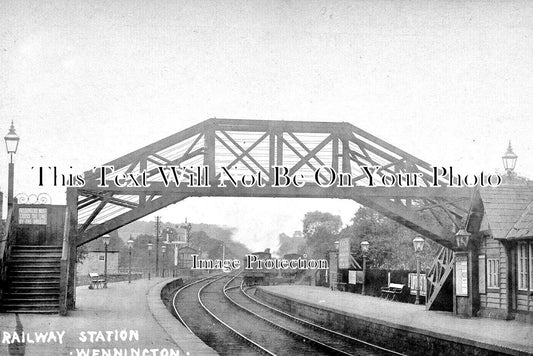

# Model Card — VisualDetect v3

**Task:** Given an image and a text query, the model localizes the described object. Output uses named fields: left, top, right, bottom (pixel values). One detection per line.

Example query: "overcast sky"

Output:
left=1, top=1, right=532, bottom=251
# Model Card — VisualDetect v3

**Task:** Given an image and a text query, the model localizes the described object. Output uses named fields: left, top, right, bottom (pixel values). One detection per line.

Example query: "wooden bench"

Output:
left=380, top=283, right=406, bottom=301
left=89, top=273, right=106, bottom=289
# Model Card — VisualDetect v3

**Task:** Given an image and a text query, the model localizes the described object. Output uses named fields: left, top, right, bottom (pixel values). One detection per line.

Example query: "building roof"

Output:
left=178, top=246, right=198, bottom=254
left=478, top=186, right=533, bottom=240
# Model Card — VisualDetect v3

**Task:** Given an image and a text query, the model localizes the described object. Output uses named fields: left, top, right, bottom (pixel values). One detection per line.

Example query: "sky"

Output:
left=0, top=1, right=532, bottom=251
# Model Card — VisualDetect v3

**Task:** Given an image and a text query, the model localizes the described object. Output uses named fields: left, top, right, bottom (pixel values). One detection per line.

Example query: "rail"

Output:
left=240, top=283, right=406, bottom=356
left=199, top=274, right=276, bottom=356
left=223, top=276, right=354, bottom=356
left=171, top=274, right=220, bottom=333
left=0, top=208, right=16, bottom=302
left=59, top=207, right=70, bottom=315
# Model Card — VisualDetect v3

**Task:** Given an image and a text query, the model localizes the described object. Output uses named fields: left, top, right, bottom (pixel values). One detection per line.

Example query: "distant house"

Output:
left=177, top=246, right=198, bottom=269
left=77, top=231, right=120, bottom=276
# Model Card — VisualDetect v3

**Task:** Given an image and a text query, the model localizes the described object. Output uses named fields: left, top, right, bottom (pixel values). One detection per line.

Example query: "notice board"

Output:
left=338, top=237, right=351, bottom=269
left=455, top=254, right=469, bottom=296
left=18, top=207, right=47, bottom=225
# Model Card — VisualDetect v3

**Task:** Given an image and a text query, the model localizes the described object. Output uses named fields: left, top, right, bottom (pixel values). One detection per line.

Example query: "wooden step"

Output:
left=10, top=269, right=61, bottom=274
left=10, top=253, right=62, bottom=258
left=4, top=291, right=60, bottom=297
left=11, top=245, right=61, bottom=249
left=2, top=309, right=59, bottom=314
left=8, top=265, right=61, bottom=270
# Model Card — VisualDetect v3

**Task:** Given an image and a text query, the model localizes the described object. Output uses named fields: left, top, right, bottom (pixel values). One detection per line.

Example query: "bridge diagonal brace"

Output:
left=281, top=137, right=327, bottom=180
left=287, top=133, right=334, bottom=176
left=79, top=194, right=113, bottom=233
left=77, top=193, right=190, bottom=246
left=355, top=196, right=455, bottom=248
left=222, top=131, right=270, bottom=174
left=287, top=132, right=327, bottom=167
left=216, top=131, right=267, bottom=176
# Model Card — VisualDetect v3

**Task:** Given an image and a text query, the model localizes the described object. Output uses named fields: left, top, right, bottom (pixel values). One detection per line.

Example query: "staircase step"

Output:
left=2, top=302, right=59, bottom=312
left=11, top=280, right=60, bottom=285
left=2, top=308, right=59, bottom=313
left=8, top=265, right=61, bottom=271
left=3, top=297, right=59, bottom=302
left=12, top=245, right=62, bottom=250
left=10, top=269, right=61, bottom=274
left=10, top=253, right=62, bottom=258
left=8, top=260, right=62, bottom=265
left=8, top=277, right=60, bottom=282
left=4, top=288, right=59, bottom=298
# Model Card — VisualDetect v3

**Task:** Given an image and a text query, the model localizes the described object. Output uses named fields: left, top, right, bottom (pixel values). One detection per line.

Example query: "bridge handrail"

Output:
left=59, top=207, right=70, bottom=315
left=0, top=208, right=16, bottom=300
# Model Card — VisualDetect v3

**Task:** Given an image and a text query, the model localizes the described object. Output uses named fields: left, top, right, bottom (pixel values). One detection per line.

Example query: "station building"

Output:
left=466, top=184, right=533, bottom=323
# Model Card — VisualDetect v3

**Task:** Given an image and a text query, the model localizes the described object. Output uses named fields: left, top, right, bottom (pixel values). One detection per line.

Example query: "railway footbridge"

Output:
left=61, top=118, right=472, bottom=313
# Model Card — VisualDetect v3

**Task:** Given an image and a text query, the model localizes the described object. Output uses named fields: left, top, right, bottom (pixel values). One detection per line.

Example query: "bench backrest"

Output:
left=389, top=283, right=405, bottom=289
left=89, top=273, right=99, bottom=279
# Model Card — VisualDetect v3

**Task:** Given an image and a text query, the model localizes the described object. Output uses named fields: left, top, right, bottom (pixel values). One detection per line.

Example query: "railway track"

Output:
left=234, top=281, right=406, bottom=356
left=172, top=274, right=260, bottom=355
left=172, top=273, right=406, bottom=356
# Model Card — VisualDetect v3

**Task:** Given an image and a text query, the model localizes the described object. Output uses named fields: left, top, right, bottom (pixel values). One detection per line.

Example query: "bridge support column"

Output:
left=66, top=188, right=78, bottom=310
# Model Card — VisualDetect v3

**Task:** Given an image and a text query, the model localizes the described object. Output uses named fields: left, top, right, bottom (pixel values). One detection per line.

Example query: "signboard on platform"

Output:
left=455, top=254, right=469, bottom=296
left=18, top=207, right=47, bottom=225
left=408, top=273, right=427, bottom=296
left=338, top=237, right=351, bottom=269
left=348, top=270, right=356, bottom=284
left=356, top=270, right=364, bottom=284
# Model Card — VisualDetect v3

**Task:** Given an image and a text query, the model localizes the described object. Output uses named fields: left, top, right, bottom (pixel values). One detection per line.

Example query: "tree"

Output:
left=276, top=231, right=305, bottom=256
left=302, top=211, right=342, bottom=258
left=339, top=206, right=440, bottom=270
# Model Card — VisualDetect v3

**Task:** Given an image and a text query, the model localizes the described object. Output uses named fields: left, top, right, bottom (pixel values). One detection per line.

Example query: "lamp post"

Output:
left=127, top=236, right=134, bottom=283
left=4, top=121, right=20, bottom=211
left=502, top=141, right=518, bottom=178
left=360, top=241, right=369, bottom=295
left=102, top=234, right=111, bottom=288
left=161, top=244, right=167, bottom=277
left=331, top=240, right=339, bottom=288
left=413, top=235, right=425, bottom=305
left=147, top=241, right=153, bottom=280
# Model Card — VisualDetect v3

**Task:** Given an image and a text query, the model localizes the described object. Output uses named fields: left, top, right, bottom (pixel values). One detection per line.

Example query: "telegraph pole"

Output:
left=155, top=216, right=161, bottom=277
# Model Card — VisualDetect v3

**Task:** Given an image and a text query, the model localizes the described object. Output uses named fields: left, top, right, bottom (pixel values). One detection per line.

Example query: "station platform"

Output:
left=257, top=285, right=533, bottom=356
left=0, top=277, right=216, bottom=356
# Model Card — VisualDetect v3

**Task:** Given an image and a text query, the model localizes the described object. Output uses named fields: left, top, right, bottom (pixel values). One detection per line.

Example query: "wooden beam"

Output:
left=77, top=183, right=471, bottom=203
left=77, top=194, right=189, bottom=246
left=357, top=196, right=455, bottom=248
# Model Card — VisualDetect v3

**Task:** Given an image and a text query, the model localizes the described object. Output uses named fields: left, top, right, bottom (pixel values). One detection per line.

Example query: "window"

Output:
left=530, top=244, right=533, bottom=292
left=517, top=242, right=533, bottom=292
left=487, top=258, right=499, bottom=289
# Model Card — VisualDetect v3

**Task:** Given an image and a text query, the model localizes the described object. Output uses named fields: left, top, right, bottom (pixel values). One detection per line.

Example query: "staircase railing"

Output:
left=59, top=208, right=70, bottom=315
left=0, top=208, right=16, bottom=302
left=426, top=246, right=455, bottom=310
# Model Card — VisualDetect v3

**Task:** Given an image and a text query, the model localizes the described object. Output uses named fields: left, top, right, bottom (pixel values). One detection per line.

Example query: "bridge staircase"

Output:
left=1, top=245, right=62, bottom=313
left=426, top=246, right=455, bottom=311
